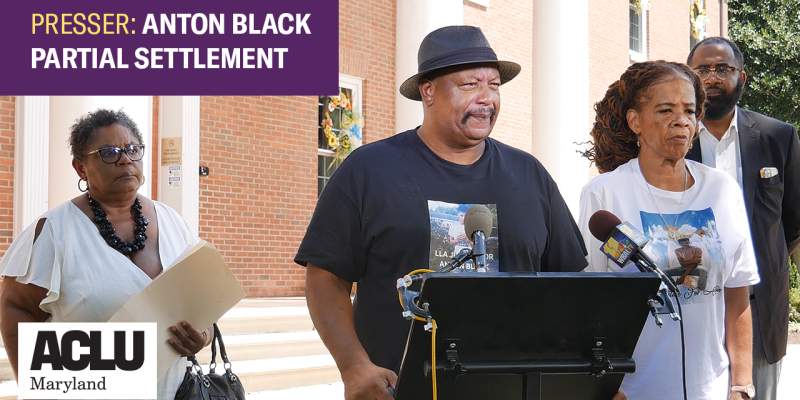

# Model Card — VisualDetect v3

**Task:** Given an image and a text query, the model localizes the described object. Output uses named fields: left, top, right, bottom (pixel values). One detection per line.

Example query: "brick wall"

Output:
left=197, top=0, right=397, bottom=297
left=339, top=0, right=396, bottom=143
left=585, top=0, right=706, bottom=180
left=464, top=0, right=534, bottom=153
left=0, top=97, right=14, bottom=254
left=588, top=0, right=631, bottom=172
left=705, top=0, right=721, bottom=40
left=198, top=96, right=318, bottom=297
left=649, top=0, right=691, bottom=62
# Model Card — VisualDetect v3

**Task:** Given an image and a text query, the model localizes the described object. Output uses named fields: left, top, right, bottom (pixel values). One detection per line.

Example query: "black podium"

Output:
left=394, top=272, right=661, bottom=400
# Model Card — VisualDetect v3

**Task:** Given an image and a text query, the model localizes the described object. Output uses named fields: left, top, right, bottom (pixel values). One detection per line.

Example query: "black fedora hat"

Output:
left=399, top=25, right=521, bottom=101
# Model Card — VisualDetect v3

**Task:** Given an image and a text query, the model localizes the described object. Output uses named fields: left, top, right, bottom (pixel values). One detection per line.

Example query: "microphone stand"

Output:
left=471, top=231, right=487, bottom=273
left=631, top=253, right=681, bottom=322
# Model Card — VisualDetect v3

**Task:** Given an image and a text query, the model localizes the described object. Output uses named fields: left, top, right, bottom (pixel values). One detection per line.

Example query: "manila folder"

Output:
left=108, top=240, right=246, bottom=380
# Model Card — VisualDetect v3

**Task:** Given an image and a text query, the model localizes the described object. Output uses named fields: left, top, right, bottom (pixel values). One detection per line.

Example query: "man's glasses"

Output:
left=84, top=144, right=145, bottom=164
left=694, top=66, right=737, bottom=81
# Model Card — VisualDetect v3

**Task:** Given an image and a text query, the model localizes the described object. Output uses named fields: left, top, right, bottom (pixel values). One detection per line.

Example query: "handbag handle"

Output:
left=209, top=325, right=219, bottom=373
left=213, top=323, right=233, bottom=369
left=186, top=355, right=211, bottom=387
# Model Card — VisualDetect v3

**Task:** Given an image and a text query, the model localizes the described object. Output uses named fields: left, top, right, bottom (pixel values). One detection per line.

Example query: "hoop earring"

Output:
left=78, top=178, right=88, bottom=193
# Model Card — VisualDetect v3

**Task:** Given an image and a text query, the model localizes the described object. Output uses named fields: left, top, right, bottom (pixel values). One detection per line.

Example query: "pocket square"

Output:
left=760, top=167, right=778, bottom=179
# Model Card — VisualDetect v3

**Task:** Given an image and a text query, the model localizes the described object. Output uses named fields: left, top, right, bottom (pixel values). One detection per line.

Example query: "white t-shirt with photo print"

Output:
left=579, top=158, right=759, bottom=400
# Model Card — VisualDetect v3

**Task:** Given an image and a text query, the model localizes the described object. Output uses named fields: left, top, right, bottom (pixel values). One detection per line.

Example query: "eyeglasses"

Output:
left=694, top=66, right=737, bottom=81
left=84, top=144, right=145, bottom=164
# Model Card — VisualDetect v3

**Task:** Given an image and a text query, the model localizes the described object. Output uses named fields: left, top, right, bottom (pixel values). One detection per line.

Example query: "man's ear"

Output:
left=626, top=108, right=640, bottom=135
left=738, top=69, right=747, bottom=87
left=419, top=78, right=435, bottom=106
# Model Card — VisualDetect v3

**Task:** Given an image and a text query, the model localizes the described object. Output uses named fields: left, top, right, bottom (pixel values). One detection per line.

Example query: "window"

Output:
left=629, top=0, right=648, bottom=62
left=690, top=0, right=707, bottom=50
left=317, top=74, right=363, bottom=195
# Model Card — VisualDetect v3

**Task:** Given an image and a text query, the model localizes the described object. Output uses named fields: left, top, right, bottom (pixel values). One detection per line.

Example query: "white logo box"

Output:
left=18, top=323, right=157, bottom=399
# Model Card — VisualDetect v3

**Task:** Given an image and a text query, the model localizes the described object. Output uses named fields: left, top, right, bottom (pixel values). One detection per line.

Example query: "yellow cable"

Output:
left=408, top=269, right=435, bottom=275
left=395, top=269, right=439, bottom=398
left=431, top=319, right=438, bottom=400
left=397, top=269, right=436, bottom=321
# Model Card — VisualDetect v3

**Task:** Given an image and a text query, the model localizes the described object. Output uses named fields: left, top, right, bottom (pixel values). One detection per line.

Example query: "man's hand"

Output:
left=611, top=388, right=626, bottom=400
left=342, top=361, right=397, bottom=400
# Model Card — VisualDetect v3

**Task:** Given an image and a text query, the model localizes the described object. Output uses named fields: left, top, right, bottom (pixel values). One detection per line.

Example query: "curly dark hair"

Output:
left=69, top=109, right=143, bottom=161
left=581, top=61, right=706, bottom=173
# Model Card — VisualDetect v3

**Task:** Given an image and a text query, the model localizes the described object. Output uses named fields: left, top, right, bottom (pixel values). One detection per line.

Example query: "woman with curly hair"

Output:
left=579, top=61, right=758, bottom=400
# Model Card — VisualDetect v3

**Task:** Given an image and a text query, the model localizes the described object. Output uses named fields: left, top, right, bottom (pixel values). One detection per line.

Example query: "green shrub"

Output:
left=791, top=287, right=800, bottom=324
left=791, top=257, right=800, bottom=323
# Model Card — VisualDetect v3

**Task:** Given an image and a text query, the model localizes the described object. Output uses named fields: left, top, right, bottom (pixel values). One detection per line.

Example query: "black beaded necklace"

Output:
left=88, top=195, right=149, bottom=256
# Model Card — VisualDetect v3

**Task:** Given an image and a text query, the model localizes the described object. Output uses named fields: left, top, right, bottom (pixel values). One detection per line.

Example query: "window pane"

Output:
left=318, top=84, right=358, bottom=196
left=317, top=155, right=337, bottom=196
left=629, top=8, right=641, bottom=53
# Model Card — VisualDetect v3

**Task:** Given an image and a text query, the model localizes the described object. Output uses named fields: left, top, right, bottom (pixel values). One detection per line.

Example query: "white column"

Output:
left=530, top=0, right=590, bottom=215
left=14, top=97, right=50, bottom=237
left=158, top=96, right=200, bottom=236
left=395, top=0, right=464, bottom=133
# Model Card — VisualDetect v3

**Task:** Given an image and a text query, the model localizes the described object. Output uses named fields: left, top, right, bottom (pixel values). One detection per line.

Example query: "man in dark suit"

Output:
left=687, top=37, right=800, bottom=400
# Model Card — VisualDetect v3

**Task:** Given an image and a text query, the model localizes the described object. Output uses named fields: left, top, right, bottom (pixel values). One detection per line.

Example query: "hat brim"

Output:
left=399, top=60, right=521, bottom=101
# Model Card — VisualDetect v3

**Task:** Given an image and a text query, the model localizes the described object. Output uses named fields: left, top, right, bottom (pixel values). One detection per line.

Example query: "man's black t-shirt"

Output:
left=295, top=129, right=588, bottom=373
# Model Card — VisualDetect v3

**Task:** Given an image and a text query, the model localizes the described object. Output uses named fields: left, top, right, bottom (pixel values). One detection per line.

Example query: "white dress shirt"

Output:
left=698, top=107, right=743, bottom=188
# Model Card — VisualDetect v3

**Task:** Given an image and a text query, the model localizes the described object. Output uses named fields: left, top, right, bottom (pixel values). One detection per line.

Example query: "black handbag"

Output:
left=174, top=323, right=246, bottom=400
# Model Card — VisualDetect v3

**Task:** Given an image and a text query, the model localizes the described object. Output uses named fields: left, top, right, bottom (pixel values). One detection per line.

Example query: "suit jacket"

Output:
left=686, top=107, right=800, bottom=363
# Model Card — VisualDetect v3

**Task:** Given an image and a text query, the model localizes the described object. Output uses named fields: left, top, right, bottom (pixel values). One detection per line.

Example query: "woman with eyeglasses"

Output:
left=0, top=109, right=209, bottom=398
left=578, top=61, right=758, bottom=400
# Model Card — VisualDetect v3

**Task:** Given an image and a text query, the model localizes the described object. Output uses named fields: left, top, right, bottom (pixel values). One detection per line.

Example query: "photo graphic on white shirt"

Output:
left=639, top=207, right=723, bottom=304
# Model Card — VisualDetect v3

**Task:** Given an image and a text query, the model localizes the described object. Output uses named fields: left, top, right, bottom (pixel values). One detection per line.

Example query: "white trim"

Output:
left=139, top=96, right=153, bottom=199
left=14, top=96, right=50, bottom=238
left=338, top=73, right=363, bottom=127
left=629, top=6, right=648, bottom=62
left=339, top=74, right=363, bottom=140
left=181, top=96, right=200, bottom=237
left=157, top=96, right=200, bottom=236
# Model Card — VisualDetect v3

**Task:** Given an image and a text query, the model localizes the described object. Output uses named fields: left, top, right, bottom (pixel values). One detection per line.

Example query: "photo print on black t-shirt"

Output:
left=639, top=207, right=725, bottom=304
left=427, top=201, right=499, bottom=272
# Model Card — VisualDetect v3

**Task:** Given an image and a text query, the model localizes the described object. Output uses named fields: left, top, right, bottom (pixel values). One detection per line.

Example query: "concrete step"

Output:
left=247, top=382, right=344, bottom=400
left=194, top=331, right=328, bottom=363
left=203, top=355, right=340, bottom=392
left=217, top=310, right=314, bottom=335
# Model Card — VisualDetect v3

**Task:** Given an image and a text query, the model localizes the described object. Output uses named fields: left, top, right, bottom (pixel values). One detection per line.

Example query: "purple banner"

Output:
left=0, top=0, right=339, bottom=95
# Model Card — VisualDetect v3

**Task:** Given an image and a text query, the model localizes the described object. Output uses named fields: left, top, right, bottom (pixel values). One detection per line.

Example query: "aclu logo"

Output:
left=18, top=323, right=156, bottom=399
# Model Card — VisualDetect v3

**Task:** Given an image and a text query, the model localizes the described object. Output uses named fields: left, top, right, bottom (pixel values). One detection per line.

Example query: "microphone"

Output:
left=589, top=210, right=681, bottom=324
left=588, top=210, right=679, bottom=293
left=464, top=205, right=493, bottom=273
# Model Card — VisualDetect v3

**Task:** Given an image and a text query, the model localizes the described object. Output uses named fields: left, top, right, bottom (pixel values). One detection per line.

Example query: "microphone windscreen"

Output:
left=464, top=205, right=493, bottom=237
left=588, top=210, right=622, bottom=241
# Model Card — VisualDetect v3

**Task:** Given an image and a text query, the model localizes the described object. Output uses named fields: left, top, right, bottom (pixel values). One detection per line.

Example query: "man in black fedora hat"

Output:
left=295, top=25, right=588, bottom=400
